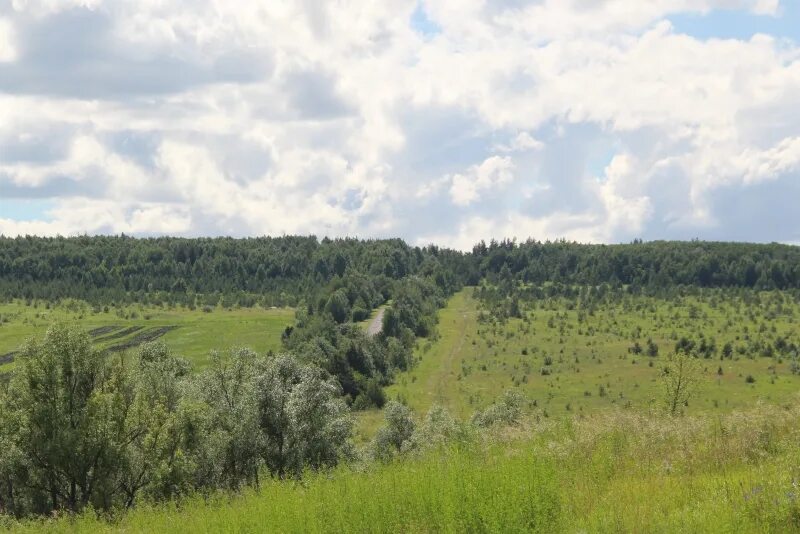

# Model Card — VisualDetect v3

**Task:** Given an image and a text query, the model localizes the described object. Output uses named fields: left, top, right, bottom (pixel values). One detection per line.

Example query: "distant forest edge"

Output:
left=1, top=236, right=800, bottom=304
left=0, top=236, right=463, bottom=305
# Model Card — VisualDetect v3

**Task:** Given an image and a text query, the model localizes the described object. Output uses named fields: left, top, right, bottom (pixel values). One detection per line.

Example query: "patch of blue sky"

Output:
left=587, top=146, right=618, bottom=181
left=670, top=4, right=799, bottom=42
left=410, top=3, right=442, bottom=39
left=0, top=198, right=54, bottom=221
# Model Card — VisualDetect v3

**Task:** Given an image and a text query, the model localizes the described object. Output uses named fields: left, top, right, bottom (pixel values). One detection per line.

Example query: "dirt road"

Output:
left=367, top=307, right=385, bottom=336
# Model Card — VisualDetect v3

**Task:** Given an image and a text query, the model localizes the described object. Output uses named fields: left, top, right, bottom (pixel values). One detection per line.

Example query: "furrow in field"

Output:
left=106, top=326, right=179, bottom=353
left=88, top=325, right=122, bottom=337
left=95, top=325, right=145, bottom=342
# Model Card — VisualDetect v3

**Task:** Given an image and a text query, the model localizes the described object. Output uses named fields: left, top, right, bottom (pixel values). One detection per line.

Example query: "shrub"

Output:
left=371, top=401, right=416, bottom=461
left=352, top=378, right=387, bottom=410
left=471, top=390, right=525, bottom=427
left=351, top=307, right=370, bottom=322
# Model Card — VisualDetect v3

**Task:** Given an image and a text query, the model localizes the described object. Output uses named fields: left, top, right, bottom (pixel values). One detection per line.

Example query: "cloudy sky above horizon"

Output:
left=0, top=0, right=799, bottom=250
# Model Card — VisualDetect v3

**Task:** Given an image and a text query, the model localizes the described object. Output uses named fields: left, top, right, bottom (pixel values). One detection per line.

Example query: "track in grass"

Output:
left=366, top=307, right=385, bottom=336
left=95, top=325, right=144, bottom=342
left=106, top=326, right=179, bottom=353
left=87, top=325, right=122, bottom=337
left=0, top=301, right=295, bottom=370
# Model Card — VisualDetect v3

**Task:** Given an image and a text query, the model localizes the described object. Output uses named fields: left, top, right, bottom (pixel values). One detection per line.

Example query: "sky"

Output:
left=0, top=0, right=799, bottom=250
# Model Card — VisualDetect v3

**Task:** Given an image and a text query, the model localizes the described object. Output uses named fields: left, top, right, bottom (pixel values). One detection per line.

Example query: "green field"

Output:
left=0, top=300, right=294, bottom=371
left=356, top=288, right=800, bottom=438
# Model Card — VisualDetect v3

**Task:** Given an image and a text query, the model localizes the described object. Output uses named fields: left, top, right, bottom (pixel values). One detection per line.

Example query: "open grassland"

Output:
left=0, top=300, right=294, bottom=371
left=10, top=403, right=800, bottom=533
left=358, top=287, right=800, bottom=438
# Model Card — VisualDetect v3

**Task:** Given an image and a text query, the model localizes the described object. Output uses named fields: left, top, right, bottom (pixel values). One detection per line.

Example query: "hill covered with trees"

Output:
left=0, top=235, right=467, bottom=305
left=2, top=237, right=799, bottom=308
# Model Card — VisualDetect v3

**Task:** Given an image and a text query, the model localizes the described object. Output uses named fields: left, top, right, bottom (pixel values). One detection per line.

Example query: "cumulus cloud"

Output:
left=449, top=156, right=516, bottom=206
left=0, top=0, right=798, bottom=247
left=495, top=132, right=544, bottom=153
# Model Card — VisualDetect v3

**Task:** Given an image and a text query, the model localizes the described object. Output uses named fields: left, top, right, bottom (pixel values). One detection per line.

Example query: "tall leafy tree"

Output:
left=6, top=325, right=126, bottom=513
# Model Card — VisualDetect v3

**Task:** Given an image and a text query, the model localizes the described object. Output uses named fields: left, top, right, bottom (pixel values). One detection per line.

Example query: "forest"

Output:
left=2, top=237, right=800, bottom=305
left=0, top=236, right=466, bottom=305
left=1, top=236, right=800, bottom=531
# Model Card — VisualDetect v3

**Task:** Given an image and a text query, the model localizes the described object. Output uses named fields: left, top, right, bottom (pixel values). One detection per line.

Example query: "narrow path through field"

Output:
left=429, top=293, right=472, bottom=410
left=358, top=290, right=475, bottom=440
left=380, top=289, right=476, bottom=418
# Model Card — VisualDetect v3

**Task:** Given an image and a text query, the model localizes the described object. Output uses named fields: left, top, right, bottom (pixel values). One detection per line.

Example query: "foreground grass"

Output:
left=0, top=300, right=294, bottom=370
left=9, top=403, right=800, bottom=533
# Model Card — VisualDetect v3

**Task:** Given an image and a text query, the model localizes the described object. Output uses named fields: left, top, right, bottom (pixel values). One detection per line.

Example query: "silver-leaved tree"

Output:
left=0, top=325, right=353, bottom=517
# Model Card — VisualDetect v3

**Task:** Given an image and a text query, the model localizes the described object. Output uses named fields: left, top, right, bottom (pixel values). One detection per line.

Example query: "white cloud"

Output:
left=737, top=137, right=800, bottom=184
left=495, top=132, right=544, bottom=153
left=449, top=156, right=515, bottom=206
left=0, top=218, right=62, bottom=236
left=0, top=200, right=192, bottom=237
left=0, top=1, right=798, bottom=246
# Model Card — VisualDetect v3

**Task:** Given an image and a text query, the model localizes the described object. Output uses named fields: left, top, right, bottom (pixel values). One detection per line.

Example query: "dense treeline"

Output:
left=475, top=239, right=800, bottom=289
left=2, top=237, right=800, bottom=307
left=0, top=235, right=468, bottom=305
left=283, top=275, right=447, bottom=408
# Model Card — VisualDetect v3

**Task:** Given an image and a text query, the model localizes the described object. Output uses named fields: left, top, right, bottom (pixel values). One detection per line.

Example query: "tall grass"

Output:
left=551, top=403, right=800, bottom=532
left=7, top=403, right=800, bottom=533
left=7, top=446, right=561, bottom=533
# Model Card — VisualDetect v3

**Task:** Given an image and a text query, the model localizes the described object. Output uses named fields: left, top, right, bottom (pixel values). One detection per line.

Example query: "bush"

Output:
left=352, top=378, right=386, bottom=410
left=471, top=390, right=525, bottom=427
left=0, top=326, right=354, bottom=517
left=351, top=307, right=370, bottom=322
left=372, top=401, right=416, bottom=461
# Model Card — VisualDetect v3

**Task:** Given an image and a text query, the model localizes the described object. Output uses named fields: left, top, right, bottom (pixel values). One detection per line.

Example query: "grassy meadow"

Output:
left=358, top=287, right=800, bottom=439
left=400, top=288, right=798, bottom=415
left=0, top=300, right=294, bottom=371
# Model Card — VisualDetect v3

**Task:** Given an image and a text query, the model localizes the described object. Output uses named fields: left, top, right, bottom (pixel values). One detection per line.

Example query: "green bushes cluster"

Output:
left=0, top=326, right=352, bottom=517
